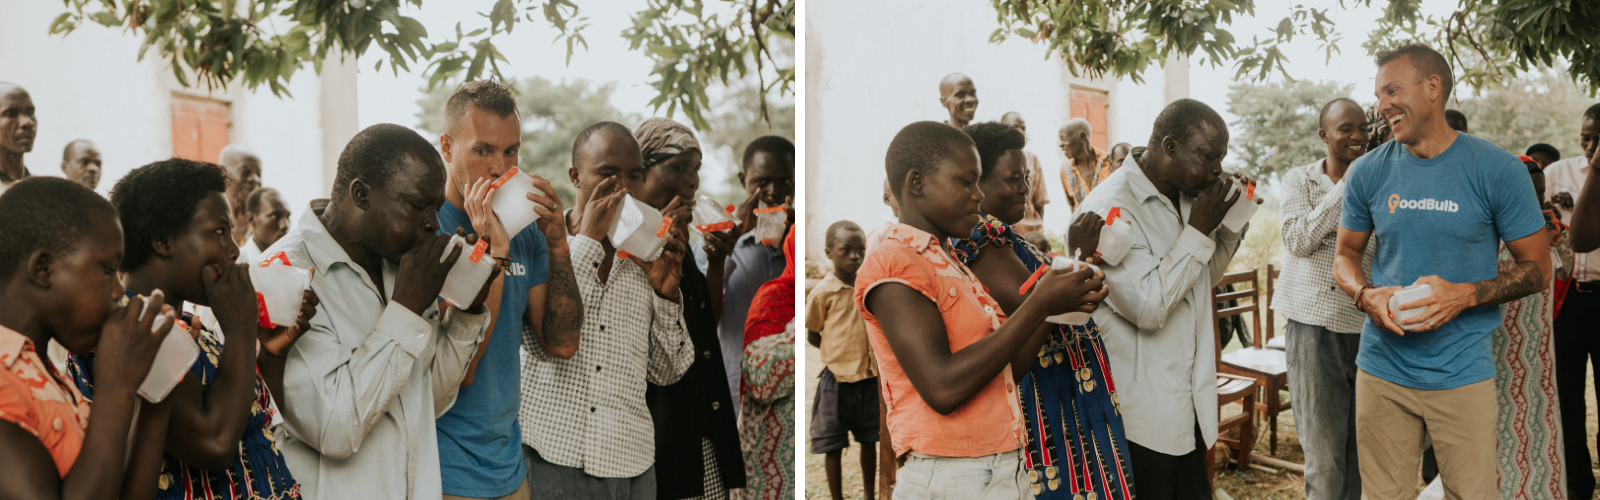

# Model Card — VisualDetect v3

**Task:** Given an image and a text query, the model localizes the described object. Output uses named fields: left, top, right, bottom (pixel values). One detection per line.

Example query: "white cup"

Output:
left=249, top=251, right=313, bottom=329
left=138, top=317, right=197, bottom=403
left=692, top=195, right=738, bottom=235
left=752, top=202, right=788, bottom=246
left=489, top=169, right=543, bottom=238
left=1221, top=178, right=1260, bottom=232
left=1096, top=207, right=1135, bottom=266
left=609, top=195, right=671, bottom=262
left=1388, top=284, right=1433, bottom=331
left=1045, top=255, right=1101, bottom=326
left=439, top=234, right=496, bottom=310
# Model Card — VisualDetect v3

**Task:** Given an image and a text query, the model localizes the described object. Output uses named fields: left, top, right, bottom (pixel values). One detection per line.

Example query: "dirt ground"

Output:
left=801, top=344, right=1600, bottom=500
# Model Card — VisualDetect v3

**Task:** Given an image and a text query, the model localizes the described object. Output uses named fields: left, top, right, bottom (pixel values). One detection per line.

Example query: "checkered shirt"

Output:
left=1275, top=158, right=1375, bottom=334
left=519, top=234, right=694, bottom=478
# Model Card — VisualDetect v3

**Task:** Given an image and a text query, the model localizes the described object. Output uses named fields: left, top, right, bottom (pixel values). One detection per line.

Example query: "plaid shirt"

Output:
left=519, top=234, right=694, bottom=478
left=1275, top=159, right=1374, bottom=334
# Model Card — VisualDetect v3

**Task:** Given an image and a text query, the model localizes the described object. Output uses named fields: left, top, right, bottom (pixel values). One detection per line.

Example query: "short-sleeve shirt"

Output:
left=0, top=325, right=89, bottom=478
left=853, top=223, right=1024, bottom=458
left=434, top=199, right=550, bottom=498
left=805, top=273, right=876, bottom=383
left=1341, top=133, right=1546, bottom=390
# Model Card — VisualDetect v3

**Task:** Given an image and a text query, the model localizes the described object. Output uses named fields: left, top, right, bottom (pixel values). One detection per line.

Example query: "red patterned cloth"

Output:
left=743, top=225, right=795, bottom=347
left=1492, top=246, right=1566, bottom=499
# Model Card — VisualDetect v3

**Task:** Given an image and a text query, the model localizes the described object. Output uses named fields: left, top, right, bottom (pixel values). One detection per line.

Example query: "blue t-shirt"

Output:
left=1341, top=133, right=1544, bottom=390
left=434, top=199, right=550, bottom=497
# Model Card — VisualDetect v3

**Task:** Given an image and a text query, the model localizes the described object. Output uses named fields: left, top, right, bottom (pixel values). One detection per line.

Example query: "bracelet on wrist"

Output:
left=1354, top=285, right=1378, bottom=312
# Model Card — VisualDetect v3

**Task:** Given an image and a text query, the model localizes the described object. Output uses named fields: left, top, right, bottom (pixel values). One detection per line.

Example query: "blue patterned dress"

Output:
left=68, top=302, right=300, bottom=500
left=952, top=214, right=1135, bottom=500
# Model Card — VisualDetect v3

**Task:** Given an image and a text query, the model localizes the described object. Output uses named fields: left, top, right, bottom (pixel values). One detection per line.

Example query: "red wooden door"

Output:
left=172, top=96, right=231, bottom=163
left=1070, top=89, right=1109, bottom=151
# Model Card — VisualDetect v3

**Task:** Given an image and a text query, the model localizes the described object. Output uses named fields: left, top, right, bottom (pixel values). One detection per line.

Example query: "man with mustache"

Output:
left=1276, top=97, right=1372, bottom=500
left=0, top=82, right=37, bottom=195
left=218, top=145, right=263, bottom=245
left=1059, top=117, right=1113, bottom=212
left=60, top=140, right=101, bottom=190
left=939, top=73, right=978, bottom=130
left=1335, top=43, right=1550, bottom=500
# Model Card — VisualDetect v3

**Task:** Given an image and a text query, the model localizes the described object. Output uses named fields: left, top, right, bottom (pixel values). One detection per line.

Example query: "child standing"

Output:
left=807, top=220, right=877, bottom=500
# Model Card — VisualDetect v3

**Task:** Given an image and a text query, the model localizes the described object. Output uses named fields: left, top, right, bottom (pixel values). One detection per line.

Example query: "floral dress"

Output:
left=952, top=213, right=1135, bottom=500
left=69, top=309, right=300, bottom=500
left=739, top=323, right=795, bottom=500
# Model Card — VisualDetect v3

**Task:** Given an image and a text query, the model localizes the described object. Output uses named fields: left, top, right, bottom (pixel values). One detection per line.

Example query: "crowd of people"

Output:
left=807, top=41, right=1600, bottom=500
left=0, top=79, right=797, bottom=500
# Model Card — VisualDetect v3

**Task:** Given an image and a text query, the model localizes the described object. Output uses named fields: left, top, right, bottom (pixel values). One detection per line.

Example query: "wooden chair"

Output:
left=1214, top=269, right=1293, bottom=456
left=1210, top=372, right=1258, bottom=478
left=1264, top=265, right=1284, bottom=350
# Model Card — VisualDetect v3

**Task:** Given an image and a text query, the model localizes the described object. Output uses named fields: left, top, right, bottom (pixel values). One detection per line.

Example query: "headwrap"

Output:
left=634, top=117, right=701, bottom=168
left=743, top=224, right=796, bottom=347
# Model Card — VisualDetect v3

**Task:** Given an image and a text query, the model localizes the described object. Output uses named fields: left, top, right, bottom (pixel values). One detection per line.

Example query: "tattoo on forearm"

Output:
left=543, top=253, right=584, bottom=349
left=1473, top=260, right=1542, bottom=307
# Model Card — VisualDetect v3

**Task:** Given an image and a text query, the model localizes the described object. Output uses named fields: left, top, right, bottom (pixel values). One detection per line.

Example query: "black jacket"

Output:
left=646, top=258, right=746, bottom=498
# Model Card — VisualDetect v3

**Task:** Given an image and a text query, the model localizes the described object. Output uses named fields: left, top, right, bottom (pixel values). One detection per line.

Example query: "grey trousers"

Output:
left=1285, top=320, right=1362, bottom=500
left=524, top=445, right=657, bottom=500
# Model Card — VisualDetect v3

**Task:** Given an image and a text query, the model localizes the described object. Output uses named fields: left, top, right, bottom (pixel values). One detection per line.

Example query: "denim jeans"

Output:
left=1285, top=320, right=1362, bottom=500
left=892, top=450, right=1031, bottom=500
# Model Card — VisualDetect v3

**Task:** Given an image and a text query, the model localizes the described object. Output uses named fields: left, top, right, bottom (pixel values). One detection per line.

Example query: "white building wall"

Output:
left=0, top=2, right=353, bottom=218
left=804, top=0, right=1189, bottom=262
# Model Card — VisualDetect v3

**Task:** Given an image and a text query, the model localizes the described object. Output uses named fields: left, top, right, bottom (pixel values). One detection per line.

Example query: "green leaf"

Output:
left=91, top=11, right=120, bottom=27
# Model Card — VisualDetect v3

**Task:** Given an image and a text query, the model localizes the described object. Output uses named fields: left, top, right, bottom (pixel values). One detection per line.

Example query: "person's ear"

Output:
left=737, top=170, right=747, bottom=188
left=568, top=166, right=581, bottom=191
left=24, top=249, right=53, bottom=290
left=1318, top=128, right=1330, bottom=145
left=348, top=178, right=371, bottom=211
left=151, top=235, right=174, bottom=260
left=440, top=134, right=454, bottom=163
left=1161, top=135, right=1179, bottom=159
left=905, top=169, right=926, bottom=199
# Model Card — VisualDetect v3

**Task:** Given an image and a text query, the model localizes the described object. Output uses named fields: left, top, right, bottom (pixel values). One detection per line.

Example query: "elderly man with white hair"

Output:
left=217, top=144, right=263, bottom=244
left=1058, top=117, right=1113, bottom=211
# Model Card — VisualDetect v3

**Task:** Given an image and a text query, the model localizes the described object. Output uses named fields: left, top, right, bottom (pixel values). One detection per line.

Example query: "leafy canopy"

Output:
left=988, top=0, right=1598, bottom=94
left=51, top=0, right=794, bottom=129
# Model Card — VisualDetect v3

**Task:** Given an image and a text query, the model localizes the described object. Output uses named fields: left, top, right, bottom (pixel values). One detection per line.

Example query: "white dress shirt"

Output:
left=1275, top=159, right=1374, bottom=334
left=1544, top=156, right=1600, bottom=281
left=1074, top=158, right=1246, bottom=456
left=519, top=234, right=694, bottom=479
left=270, top=204, right=488, bottom=500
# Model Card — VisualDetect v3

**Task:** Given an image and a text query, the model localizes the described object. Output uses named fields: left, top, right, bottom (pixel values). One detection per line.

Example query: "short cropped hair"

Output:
left=1148, top=99, right=1224, bottom=150
left=444, top=80, right=518, bottom=136
left=824, top=220, right=863, bottom=249
left=246, top=187, right=281, bottom=215
left=0, top=178, right=118, bottom=282
left=962, top=122, right=1027, bottom=178
left=110, top=158, right=230, bottom=272
left=1375, top=42, right=1455, bottom=103
left=1445, top=109, right=1469, bottom=132
left=1526, top=144, right=1560, bottom=161
left=61, top=139, right=94, bottom=161
left=332, top=124, right=441, bottom=202
left=885, top=121, right=977, bottom=197
left=741, top=136, right=795, bottom=173
left=570, top=121, right=635, bottom=169
left=1585, top=103, right=1600, bottom=122
left=1318, top=98, right=1362, bottom=130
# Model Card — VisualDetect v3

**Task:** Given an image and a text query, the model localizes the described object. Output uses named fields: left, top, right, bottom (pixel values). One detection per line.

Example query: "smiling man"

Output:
left=1334, top=43, right=1550, bottom=500
left=0, top=83, right=37, bottom=195
left=938, top=73, right=978, bottom=130
left=1276, top=97, right=1372, bottom=500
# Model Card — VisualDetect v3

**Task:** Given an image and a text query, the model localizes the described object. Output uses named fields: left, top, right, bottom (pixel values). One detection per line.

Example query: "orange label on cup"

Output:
left=1105, top=207, right=1122, bottom=225
left=260, top=251, right=292, bottom=268
left=655, top=217, right=673, bottom=238
left=469, top=239, right=489, bottom=263
left=616, top=250, right=631, bottom=260
left=753, top=206, right=786, bottom=214
left=696, top=220, right=736, bottom=233
left=1245, top=181, right=1256, bottom=200
left=490, top=169, right=520, bottom=189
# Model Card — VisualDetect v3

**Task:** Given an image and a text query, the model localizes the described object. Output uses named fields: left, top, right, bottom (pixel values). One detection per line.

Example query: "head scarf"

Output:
left=743, top=224, right=796, bottom=347
left=634, top=117, right=701, bottom=169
